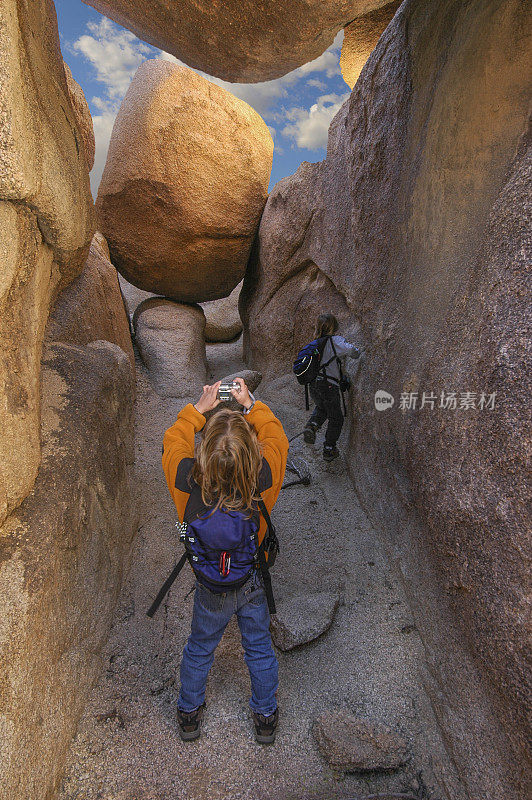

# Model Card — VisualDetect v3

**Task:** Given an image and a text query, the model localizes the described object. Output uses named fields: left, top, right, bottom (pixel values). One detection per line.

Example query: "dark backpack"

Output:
left=147, top=499, right=278, bottom=617
left=293, top=336, right=347, bottom=411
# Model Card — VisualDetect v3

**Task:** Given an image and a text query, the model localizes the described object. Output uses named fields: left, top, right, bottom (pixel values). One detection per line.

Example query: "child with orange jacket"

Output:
left=162, top=378, right=288, bottom=743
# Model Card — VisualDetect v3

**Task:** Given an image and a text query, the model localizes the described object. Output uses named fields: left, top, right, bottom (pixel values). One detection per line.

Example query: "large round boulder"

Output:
left=96, top=60, right=273, bottom=303
left=82, top=1, right=400, bottom=82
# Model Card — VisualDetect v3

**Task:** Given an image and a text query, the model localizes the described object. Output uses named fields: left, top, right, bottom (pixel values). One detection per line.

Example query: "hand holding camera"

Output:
left=229, top=377, right=253, bottom=410
left=194, top=381, right=222, bottom=415
left=193, top=378, right=253, bottom=415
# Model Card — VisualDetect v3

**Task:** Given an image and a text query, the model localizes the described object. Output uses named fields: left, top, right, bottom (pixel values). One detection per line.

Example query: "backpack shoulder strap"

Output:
left=319, top=336, right=337, bottom=370
left=147, top=551, right=187, bottom=618
left=256, top=498, right=277, bottom=615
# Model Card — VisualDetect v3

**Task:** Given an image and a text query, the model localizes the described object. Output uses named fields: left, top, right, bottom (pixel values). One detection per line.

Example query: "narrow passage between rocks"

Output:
left=58, top=338, right=464, bottom=800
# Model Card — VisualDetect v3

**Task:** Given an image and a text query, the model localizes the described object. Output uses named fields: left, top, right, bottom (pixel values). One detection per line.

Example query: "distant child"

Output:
left=162, top=378, right=288, bottom=743
left=304, top=313, right=361, bottom=461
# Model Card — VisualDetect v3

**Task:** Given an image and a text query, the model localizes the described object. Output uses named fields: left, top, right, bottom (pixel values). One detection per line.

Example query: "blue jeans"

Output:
left=178, top=570, right=278, bottom=716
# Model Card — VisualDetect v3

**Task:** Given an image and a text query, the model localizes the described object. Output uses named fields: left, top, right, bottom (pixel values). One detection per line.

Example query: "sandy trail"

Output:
left=58, top=338, right=461, bottom=800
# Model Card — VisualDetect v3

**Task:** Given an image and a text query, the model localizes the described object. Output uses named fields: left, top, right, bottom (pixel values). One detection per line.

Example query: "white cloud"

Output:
left=281, top=92, right=350, bottom=150
left=73, top=18, right=151, bottom=98
left=307, top=78, right=327, bottom=90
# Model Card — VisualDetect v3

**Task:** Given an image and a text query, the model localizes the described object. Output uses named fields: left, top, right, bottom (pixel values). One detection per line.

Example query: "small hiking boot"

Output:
left=323, top=445, right=340, bottom=462
left=303, top=424, right=317, bottom=444
left=177, top=703, right=205, bottom=741
left=253, top=708, right=279, bottom=744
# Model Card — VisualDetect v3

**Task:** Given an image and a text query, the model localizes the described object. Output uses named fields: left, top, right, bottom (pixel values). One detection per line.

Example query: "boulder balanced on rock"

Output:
left=97, top=60, right=273, bottom=304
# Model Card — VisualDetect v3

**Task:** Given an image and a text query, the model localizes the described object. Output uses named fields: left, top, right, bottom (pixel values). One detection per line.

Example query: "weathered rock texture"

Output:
left=240, top=162, right=359, bottom=381
left=271, top=591, right=341, bottom=651
left=97, top=60, right=273, bottom=303
left=82, top=0, right=399, bottom=82
left=0, top=0, right=94, bottom=525
left=46, top=233, right=135, bottom=371
left=202, top=281, right=243, bottom=342
left=133, top=298, right=208, bottom=397
left=118, top=275, right=155, bottom=322
left=341, top=0, right=401, bottom=88
left=314, top=712, right=410, bottom=772
left=241, top=1, right=531, bottom=797
left=63, top=62, right=95, bottom=170
left=0, top=341, right=136, bottom=800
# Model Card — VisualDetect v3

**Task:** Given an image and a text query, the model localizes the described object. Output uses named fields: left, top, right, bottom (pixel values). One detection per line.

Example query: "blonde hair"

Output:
left=315, top=313, right=339, bottom=338
left=192, top=409, right=263, bottom=513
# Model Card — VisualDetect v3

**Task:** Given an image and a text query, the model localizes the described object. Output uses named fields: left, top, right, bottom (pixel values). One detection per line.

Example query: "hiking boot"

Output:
left=303, top=423, right=317, bottom=444
left=176, top=703, right=205, bottom=741
left=252, top=708, right=279, bottom=744
left=323, top=445, right=340, bottom=462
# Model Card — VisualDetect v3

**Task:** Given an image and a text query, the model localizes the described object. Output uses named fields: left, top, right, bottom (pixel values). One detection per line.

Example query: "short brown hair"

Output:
left=192, top=409, right=263, bottom=513
left=315, top=313, right=339, bottom=338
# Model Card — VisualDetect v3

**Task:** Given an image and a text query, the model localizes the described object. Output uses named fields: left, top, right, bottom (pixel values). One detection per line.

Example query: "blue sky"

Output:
left=54, top=1, right=350, bottom=196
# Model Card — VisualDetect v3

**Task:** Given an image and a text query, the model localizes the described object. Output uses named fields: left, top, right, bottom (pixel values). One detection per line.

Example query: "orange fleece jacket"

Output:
left=162, top=401, right=289, bottom=544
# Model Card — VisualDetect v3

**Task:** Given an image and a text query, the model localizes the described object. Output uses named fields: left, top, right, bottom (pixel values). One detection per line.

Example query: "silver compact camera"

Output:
left=217, top=381, right=240, bottom=401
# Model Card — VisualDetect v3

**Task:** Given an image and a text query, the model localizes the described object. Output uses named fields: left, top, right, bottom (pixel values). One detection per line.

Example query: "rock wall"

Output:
left=0, top=341, right=137, bottom=800
left=241, top=1, right=531, bottom=796
left=46, top=232, right=135, bottom=371
left=82, top=0, right=398, bottom=82
left=0, top=0, right=94, bottom=526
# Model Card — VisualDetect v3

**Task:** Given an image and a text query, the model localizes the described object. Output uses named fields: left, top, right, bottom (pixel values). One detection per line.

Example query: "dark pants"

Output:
left=308, top=379, right=344, bottom=447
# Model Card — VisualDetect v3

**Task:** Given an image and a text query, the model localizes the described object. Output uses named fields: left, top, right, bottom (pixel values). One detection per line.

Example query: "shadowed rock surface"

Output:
left=340, top=0, right=401, bottom=88
left=133, top=298, right=207, bottom=398
left=0, top=341, right=136, bottom=800
left=0, top=0, right=94, bottom=525
left=240, top=1, right=532, bottom=796
left=118, top=274, right=155, bottom=322
left=202, top=281, right=243, bottom=342
left=97, top=60, right=273, bottom=303
left=314, top=712, right=410, bottom=772
left=46, top=232, right=135, bottom=371
left=270, top=590, right=341, bottom=651
left=82, top=0, right=399, bottom=82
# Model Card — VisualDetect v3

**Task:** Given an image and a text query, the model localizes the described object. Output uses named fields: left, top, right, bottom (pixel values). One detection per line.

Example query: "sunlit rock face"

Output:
left=81, top=0, right=397, bottom=82
left=241, top=2, right=531, bottom=796
left=96, top=60, right=273, bottom=303
left=0, top=0, right=94, bottom=526
left=63, top=61, right=95, bottom=170
left=340, top=0, right=401, bottom=88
